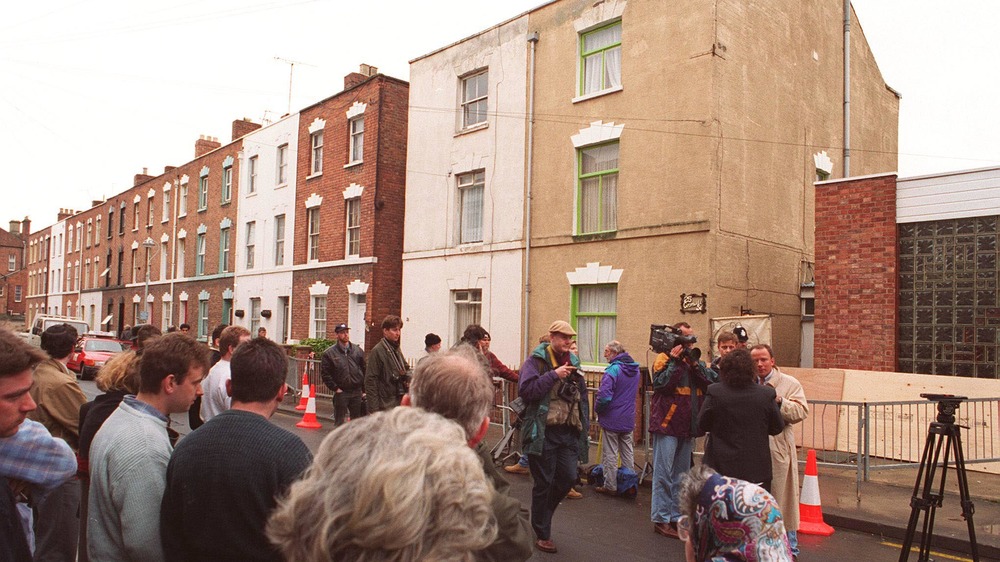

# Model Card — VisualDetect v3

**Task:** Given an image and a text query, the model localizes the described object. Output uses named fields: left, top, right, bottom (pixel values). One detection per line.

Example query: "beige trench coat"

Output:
left=764, top=368, right=809, bottom=531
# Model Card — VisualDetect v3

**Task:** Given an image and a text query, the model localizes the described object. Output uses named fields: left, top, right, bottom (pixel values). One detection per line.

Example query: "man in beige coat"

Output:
left=751, top=344, right=808, bottom=560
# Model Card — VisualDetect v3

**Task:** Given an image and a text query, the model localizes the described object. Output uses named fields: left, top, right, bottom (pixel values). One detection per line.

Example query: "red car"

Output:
left=69, top=336, right=131, bottom=380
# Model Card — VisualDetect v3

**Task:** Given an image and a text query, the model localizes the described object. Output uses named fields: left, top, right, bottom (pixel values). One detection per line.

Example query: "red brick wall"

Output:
left=814, top=174, right=898, bottom=370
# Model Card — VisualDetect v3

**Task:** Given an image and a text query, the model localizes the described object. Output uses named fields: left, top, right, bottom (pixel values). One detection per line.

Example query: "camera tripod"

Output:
left=898, top=398, right=979, bottom=562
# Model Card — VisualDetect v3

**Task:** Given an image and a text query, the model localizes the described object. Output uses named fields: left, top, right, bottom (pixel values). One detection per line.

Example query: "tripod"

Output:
left=899, top=396, right=979, bottom=562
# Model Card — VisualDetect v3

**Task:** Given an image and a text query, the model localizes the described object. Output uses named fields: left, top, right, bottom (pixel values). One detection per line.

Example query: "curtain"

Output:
left=461, top=183, right=483, bottom=243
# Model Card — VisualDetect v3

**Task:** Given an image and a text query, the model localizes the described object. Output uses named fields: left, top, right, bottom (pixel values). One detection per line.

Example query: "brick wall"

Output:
left=814, top=174, right=898, bottom=370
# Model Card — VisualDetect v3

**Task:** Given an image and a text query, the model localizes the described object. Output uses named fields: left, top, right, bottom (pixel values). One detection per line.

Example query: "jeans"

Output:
left=33, top=478, right=80, bottom=562
left=332, top=390, right=366, bottom=425
left=650, top=433, right=693, bottom=524
left=787, top=530, right=799, bottom=556
left=527, top=425, right=579, bottom=540
left=600, top=429, right=634, bottom=492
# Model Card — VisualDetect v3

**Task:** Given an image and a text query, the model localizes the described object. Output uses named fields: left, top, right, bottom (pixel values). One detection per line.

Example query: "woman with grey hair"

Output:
left=267, top=407, right=498, bottom=561
left=678, top=464, right=793, bottom=561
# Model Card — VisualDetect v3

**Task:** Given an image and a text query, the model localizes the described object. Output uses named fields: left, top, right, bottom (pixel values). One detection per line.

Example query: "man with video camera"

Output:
left=517, top=320, right=589, bottom=554
left=648, top=321, right=714, bottom=539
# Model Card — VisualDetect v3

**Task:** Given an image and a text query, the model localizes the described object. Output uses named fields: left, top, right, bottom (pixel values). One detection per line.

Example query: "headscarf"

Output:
left=693, top=473, right=794, bottom=562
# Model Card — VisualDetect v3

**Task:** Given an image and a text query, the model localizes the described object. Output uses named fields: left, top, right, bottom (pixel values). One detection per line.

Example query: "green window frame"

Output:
left=219, top=227, right=231, bottom=273
left=579, top=21, right=622, bottom=96
left=572, top=284, right=617, bottom=365
left=576, top=142, right=618, bottom=234
left=198, top=176, right=208, bottom=211
left=195, top=233, right=206, bottom=276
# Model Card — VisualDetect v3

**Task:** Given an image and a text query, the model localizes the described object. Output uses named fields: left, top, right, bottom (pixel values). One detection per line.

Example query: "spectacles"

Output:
left=676, top=515, right=691, bottom=542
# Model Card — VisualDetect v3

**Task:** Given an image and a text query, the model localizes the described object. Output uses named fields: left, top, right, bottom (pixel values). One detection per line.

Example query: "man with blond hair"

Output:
left=405, top=346, right=533, bottom=561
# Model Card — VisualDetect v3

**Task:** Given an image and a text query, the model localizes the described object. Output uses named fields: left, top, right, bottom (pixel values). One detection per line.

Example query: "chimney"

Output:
left=195, top=135, right=221, bottom=158
left=8, top=220, right=20, bottom=235
left=57, top=208, right=75, bottom=222
left=232, top=118, right=262, bottom=141
left=134, top=167, right=154, bottom=186
left=21, top=217, right=30, bottom=237
left=91, top=200, right=104, bottom=208
left=164, top=165, right=176, bottom=174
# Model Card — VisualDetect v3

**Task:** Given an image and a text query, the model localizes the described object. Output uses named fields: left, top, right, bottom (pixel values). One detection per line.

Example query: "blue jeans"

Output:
left=787, top=530, right=799, bottom=556
left=650, top=433, right=693, bottom=524
left=527, top=425, right=579, bottom=540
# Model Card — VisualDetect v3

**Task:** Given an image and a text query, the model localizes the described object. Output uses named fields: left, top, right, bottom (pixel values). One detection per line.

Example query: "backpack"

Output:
left=616, top=466, right=639, bottom=498
left=585, top=464, right=604, bottom=488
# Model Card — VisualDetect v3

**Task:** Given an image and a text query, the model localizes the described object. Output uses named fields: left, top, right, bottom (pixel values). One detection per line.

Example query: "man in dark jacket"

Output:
left=364, top=316, right=408, bottom=412
left=594, top=340, right=640, bottom=496
left=321, top=324, right=366, bottom=425
left=518, top=320, right=588, bottom=554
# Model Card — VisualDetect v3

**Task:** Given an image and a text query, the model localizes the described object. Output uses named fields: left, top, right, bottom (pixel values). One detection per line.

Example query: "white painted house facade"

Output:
left=400, top=14, right=530, bottom=366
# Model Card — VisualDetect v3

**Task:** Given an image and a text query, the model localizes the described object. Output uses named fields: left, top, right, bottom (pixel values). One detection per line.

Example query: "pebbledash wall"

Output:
left=815, top=166, right=1000, bottom=380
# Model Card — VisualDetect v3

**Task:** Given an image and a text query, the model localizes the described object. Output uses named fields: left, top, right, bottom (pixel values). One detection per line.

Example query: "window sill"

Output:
left=161, top=219, right=169, bottom=224
left=276, top=183, right=287, bottom=190
left=572, top=85, right=623, bottom=104
left=572, top=230, right=617, bottom=242
left=344, top=161, right=363, bottom=169
left=246, top=192, right=257, bottom=198
left=178, top=213, right=187, bottom=219
left=455, top=122, right=488, bottom=137
left=197, top=208, right=207, bottom=214
left=306, top=172, right=323, bottom=180
left=221, top=200, right=231, bottom=207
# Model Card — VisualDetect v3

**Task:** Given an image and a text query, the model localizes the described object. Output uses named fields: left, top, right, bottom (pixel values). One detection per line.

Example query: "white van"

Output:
left=22, top=315, right=91, bottom=347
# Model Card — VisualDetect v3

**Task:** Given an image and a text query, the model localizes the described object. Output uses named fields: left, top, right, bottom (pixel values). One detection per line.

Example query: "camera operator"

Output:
left=649, top=322, right=714, bottom=539
left=363, top=315, right=409, bottom=413
left=516, top=321, right=589, bottom=554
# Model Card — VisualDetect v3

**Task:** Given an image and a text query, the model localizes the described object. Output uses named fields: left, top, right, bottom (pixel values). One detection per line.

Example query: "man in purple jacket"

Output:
left=594, top=341, right=640, bottom=495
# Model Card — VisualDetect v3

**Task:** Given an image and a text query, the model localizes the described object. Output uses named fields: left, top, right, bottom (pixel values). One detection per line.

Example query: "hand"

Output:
left=669, top=345, right=684, bottom=359
left=555, top=364, right=575, bottom=380
left=776, top=396, right=783, bottom=405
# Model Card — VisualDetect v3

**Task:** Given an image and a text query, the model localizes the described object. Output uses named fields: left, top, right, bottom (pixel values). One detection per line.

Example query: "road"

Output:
left=77, top=380, right=979, bottom=562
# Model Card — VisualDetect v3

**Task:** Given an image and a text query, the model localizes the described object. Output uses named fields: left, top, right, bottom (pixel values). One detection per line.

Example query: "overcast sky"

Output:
left=2, top=0, right=998, bottom=230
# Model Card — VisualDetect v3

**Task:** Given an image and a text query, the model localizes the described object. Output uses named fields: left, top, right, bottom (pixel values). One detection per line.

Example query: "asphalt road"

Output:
left=77, top=380, right=982, bottom=562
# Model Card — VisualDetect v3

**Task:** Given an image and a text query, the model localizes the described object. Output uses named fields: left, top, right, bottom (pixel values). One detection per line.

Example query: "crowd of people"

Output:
left=0, top=313, right=809, bottom=561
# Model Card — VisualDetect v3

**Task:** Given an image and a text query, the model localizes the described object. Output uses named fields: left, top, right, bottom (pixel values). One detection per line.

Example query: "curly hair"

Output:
left=95, top=350, right=140, bottom=393
left=718, top=348, right=755, bottom=388
left=268, top=407, right=497, bottom=561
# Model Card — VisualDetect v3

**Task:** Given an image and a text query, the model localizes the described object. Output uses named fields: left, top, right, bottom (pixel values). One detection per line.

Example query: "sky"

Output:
left=1, top=0, right=998, bottom=230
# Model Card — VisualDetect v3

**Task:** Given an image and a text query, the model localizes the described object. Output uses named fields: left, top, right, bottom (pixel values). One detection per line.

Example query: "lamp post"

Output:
left=141, top=237, right=155, bottom=323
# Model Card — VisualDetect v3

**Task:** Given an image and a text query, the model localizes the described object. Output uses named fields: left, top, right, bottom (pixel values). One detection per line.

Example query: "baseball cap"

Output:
left=548, top=320, right=577, bottom=337
left=334, top=323, right=350, bottom=333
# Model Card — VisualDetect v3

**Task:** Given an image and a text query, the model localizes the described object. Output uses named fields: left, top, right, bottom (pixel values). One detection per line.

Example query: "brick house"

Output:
left=0, top=219, right=28, bottom=318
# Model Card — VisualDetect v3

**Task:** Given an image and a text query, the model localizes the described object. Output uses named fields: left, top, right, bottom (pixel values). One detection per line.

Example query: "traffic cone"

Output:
left=296, top=385, right=322, bottom=429
left=295, top=370, right=309, bottom=411
left=798, top=449, right=835, bottom=536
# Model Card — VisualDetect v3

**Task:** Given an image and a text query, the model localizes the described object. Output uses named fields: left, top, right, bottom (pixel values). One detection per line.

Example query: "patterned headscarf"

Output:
left=693, top=473, right=793, bottom=562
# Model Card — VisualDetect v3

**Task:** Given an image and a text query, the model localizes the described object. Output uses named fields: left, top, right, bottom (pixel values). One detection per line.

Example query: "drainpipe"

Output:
left=523, top=31, right=539, bottom=358
left=843, top=0, right=851, bottom=177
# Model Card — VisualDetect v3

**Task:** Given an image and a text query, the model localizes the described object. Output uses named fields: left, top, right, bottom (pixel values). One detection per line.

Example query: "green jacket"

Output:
left=363, top=338, right=407, bottom=412
left=517, top=343, right=589, bottom=463
left=475, top=443, right=534, bottom=561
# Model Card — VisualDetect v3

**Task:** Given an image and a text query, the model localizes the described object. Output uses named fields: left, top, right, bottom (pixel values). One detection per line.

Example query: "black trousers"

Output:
left=527, top=424, right=580, bottom=540
left=333, top=390, right=366, bottom=425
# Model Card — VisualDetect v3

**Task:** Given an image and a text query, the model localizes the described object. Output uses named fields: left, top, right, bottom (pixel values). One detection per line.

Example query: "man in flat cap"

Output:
left=321, top=323, right=367, bottom=425
left=516, top=320, right=588, bottom=554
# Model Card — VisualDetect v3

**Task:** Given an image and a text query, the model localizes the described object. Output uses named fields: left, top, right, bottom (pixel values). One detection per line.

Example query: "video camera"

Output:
left=649, top=324, right=700, bottom=361
left=920, top=393, right=967, bottom=425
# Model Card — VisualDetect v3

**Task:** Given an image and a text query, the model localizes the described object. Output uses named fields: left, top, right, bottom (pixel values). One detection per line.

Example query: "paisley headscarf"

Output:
left=692, top=473, right=794, bottom=562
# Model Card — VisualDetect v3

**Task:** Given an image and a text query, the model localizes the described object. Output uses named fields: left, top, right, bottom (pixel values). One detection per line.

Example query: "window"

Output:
left=13, top=286, right=21, bottom=303
left=68, top=226, right=74, bottom=253
left=277, top=144, right=288, bottom=184
left=580, top=22, right=622, bottom=96
left=115, top=249, right=122, bottom=286
left=310, top=131, right=323, bottom=174
left=274, top=215, right=285, bottom=265
left=345, top=198, right=361, bottom=257
left=179, top=183, right=188, bottom=217
left=147, top=197, right=154, bottom=227
left=198, top=300, right=209, bottom=340
left=196, top=234, right=206, bottom=275
left=177, top=239, right=185, bottom=278
left=222, top=165, right=233, bottom=203
left=92, top=258, right=99, bottom=288
left=461, top=71, right=488, bottom=129
left=76, top=224, right=82, bottom=251
left=83, top=261, right=89, bottom=290
left=219, top=227, right=231, bottom=273
left=458, top=171, right=484, bottom=243
left=133, top=203, right=140, bottom=231
left=572, top=284, right=617, bottom=364
left=96, top=215, right=101, bottom=244
left=7, top=254, right=13, bottom=272
left=131, top=248, right=138, bottom=284
left=250, top=298, right=261, bottom=334
left=349, top=117, right=364, bottom=163
left=245, top=221, right=255, bottom=269
left=198, top=176, right=208, bottom=210
left=577, top=142, right=618, bottom=234
left=162, top=189, right=170, bottom=222
left=86, top=220, right=92, bottom=248
left=119, top=203, right=126, bottom=234
left=162, top=301, right=172, bottom=331
left=307, top=207, right=320, bottom=261
left=453, top=289, right=482, bottom=344
left=74, top=262, right=80, bottom=290
left=160, top=242, right=168, bottom=280
left=311, top=296, right=327, bottom=338
left=248, top=156, right=258, bottom=194
left=133, top=302, right=140, bottom=325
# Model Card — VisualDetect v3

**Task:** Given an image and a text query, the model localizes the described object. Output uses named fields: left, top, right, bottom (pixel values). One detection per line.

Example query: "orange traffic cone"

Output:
left=798, top=449, right=835, bottom=536
left=296, top=385, right=322, bottom=429
left=295, top=370, right=309, bottom=411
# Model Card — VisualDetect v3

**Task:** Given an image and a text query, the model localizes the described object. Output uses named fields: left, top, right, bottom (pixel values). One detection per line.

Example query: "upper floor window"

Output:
left=274, top=214, right=286, bottom=266
left=307, top=207, right=320, bottom=261
left=196, top=233, right=206, bottom=275
left=349, top=117, right=364, bottom=164
left=95, top=216, right=101, bottom=245
left=580, top=22, right=622, bottom=96
left=179, top=182, right=188, bottom=217
left=198, top=176, right=209, bottom=211
left=458, top=171, right=484, bottom=244
left=345, top=198, right=361, bottom=257
left=219, top=227, right=231, bottom=273
left=147, top=196, right=155, bottom=227
left=7, top=254, right=14, bottom=272
left=245, top=221, right=256, bottom=269
left=277, top=144, right=289, bottom=185
left=133, top=203, right=140, bottom=231
left=162, top=188, right=171, bottom=222
left=248, top=156, right=258, bottom=194
left=311, top=132, right=324, bottom=175
left=86, top=220, right=93, bottom=248
left=119, top=202, right=126, bottom=234
left=461, top=71, right=488, bottom=129
left=222, top=165, right=233, bottom=203
left=577, top=142, right=618, bottom=234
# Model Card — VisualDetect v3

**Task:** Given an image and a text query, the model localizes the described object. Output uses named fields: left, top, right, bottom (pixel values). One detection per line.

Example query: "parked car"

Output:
left=69, top=336, right=130, bottom=380
left=21, top=315, right=91, bottom=347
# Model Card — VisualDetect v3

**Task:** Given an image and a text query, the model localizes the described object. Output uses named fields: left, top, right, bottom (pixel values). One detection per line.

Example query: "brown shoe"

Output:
left=654, top=522, right=679, bottom=539
left=595, top=486, right=616, bottom=496
left=504, top=464, right=530, bottom=475
left=566, top=488, right=583, bottom=499
left=535, top=539, right=558, bottom=553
